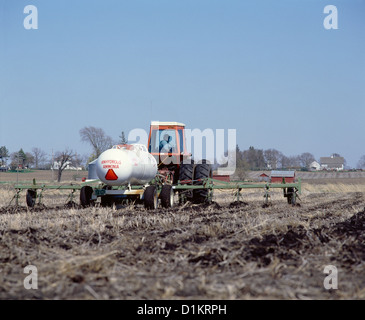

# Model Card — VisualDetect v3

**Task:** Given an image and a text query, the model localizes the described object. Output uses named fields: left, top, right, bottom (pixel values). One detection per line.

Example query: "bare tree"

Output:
left=25, top=152, right=35, bottom=168
left=358, top=155, right=365, bottom=169
left=281, top=155, right=301, bottom=169
left=54, top=149, right=75, bottom=182
left=32, top=147, right=47, bottom=169
left=80, top=126, right=113, bottom=160
left=280, top=155, right=289, bottom=169
left=264, top=149, right=283, bottom=169
left=72, top=153, right=88, bottom=170
left=80, top=154, right=89, bottom=169
left=299, top=152, right=316, bottom=169
left=291, top=155, right=301, bottom=169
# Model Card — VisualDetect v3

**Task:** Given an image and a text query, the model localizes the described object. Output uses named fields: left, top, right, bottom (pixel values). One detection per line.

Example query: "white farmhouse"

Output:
left=320, top=155, right=345, bottom=171
left=309, top=161, right=321, bottom=171
left=51, top=161, right=82, bottom=171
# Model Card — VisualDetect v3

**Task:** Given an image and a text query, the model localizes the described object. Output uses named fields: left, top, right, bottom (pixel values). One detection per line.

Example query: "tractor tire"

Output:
left=80, top=186, right=94, bottom=207
left=179, top=162, right=194, bottom=202
left=160, top=185, right=174, bottom=208
left=26, top=189, right=37, bottom=208
left=144, top=185, right=158, bottom=210
left=193, top=160, right=213, bottom=203
left=179, top=163, right=194, bottom=182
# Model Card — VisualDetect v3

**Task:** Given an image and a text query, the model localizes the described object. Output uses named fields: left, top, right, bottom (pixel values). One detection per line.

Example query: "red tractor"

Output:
left=147, top=121, right=213, bottom=204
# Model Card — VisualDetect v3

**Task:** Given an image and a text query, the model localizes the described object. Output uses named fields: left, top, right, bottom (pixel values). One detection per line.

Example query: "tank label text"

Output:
left=102, top=160, right=121, bottom=169
left=103, top=165, right=119, bottom=169
left=101, top=160, right=121, bottom=165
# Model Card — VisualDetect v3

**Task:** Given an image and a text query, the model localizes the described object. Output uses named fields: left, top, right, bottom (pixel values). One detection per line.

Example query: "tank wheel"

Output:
left=144, top=185, right=158, bottom=209
left=26, top=189, right=37, bottom=208
left=100, top=195, right=113, bottom=207
left=160, top=185, right=174, bottom=208
left=80, top=186, right=94, bottom=207
left=179, top=162, right=194, bottom=202
left=193, top=160, right=213, bottom=204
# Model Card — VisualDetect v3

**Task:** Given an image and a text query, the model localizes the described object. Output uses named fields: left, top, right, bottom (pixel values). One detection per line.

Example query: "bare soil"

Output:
left=0, top=183, right=364, bottom=300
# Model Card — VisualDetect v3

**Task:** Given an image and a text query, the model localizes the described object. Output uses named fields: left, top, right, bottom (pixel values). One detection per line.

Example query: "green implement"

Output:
left=11, top=177, right=301, bottom=208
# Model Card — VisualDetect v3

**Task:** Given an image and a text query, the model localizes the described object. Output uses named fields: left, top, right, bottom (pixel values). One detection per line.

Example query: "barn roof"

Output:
left=270, top=170, right=295, bottom=177
left=260, top=173, right=269, bottom=177
left=320, top=157, right=344, bottom=165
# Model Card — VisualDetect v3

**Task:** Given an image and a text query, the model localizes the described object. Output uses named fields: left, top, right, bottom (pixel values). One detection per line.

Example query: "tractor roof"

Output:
left=150, top=121, right=185, bottom=127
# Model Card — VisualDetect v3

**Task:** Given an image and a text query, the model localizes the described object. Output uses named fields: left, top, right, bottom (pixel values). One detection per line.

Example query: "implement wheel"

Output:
left=100, top=195, right=114, bottom=207
left=26, top=189, right=37, bottom=208
left=80, top=186, right=94, bottom=207
left=160, top=185, right=174, bottom=208
left=286, top=187, right=294, bottom=204
left=144, top=185, right=158, bottom=210
left=193, top=160, right=212, bottom=204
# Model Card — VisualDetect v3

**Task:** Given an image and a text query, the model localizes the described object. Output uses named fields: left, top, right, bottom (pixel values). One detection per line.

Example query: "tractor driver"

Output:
left=159, top=134, right=174, bottom=153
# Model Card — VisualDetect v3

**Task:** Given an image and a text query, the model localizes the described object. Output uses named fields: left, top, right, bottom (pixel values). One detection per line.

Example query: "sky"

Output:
left=0, top=0, right=364, bottom=167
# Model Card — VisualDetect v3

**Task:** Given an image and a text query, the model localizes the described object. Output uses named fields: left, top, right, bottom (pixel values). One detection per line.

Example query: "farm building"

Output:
left=310, top=161, right=321, bottom=171
left=320, top=156, right=345, bottom=171
left=270, top=170, right=295, bottom=183
left=212, top=174, right=230, bottom=182
left=51, top=161, right=82, bottom=171
left=259, top=173, right=270, bottom=182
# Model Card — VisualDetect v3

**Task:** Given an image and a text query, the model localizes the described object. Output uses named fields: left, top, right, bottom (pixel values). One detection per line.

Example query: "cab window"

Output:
left=149, top=129, right=178, bottom=153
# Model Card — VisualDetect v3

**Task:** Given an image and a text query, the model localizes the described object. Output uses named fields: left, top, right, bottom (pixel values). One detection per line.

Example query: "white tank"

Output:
left=96, top=144, right=158, bottom=186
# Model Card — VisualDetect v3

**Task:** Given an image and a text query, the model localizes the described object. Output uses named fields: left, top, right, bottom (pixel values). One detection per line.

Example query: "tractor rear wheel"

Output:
left=160, top=185, right=174, bottom=208
left=80, top=186, right=94, bottom=207
left=178, top=162, right=194, bottom=203
left=193, top=160, right=212, bottom=203
left=144, top=185, right=158, bottom=209
left=179, top=162, right=194, bottom=182
left=26, top=189, right=37, bottom=208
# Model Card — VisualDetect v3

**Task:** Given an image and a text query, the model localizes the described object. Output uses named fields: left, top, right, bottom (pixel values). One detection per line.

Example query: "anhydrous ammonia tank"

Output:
left=96, top=144, right=158, bottom=186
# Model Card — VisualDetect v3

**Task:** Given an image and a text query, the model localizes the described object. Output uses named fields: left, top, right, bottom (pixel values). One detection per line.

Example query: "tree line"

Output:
left=0, top=127, right=128, bottom=182
left=231, top=145, right=364, bottom=180
left=2, top=126, right=364, bottom=181
left=236, top=146, right=317, bottom=171
left=0, top=147, right=49, bottom=170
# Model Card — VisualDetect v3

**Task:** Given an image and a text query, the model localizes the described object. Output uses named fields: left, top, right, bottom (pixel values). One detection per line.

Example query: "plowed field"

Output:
left=0, top=183, right=364, bottom=299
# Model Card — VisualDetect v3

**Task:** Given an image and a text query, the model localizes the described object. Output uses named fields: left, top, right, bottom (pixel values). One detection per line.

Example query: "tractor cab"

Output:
left=148, top=121, right=190, bottom=168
